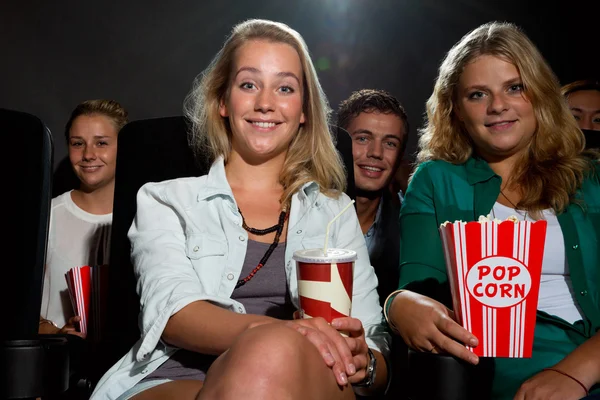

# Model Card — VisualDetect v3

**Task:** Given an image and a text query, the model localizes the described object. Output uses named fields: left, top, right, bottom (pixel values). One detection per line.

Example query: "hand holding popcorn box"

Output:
left=439, top=216, right=547, bottom=358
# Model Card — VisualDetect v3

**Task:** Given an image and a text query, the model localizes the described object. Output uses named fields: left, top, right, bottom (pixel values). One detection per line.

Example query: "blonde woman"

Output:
left=386, top=22, right=600, bottom=399
left=91, top=19, right=389, bottom=400
left=40, top=99, right=127, bottom=337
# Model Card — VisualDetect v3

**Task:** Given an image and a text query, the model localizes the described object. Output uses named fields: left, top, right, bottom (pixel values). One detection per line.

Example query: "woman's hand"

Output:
left=331, top=317, right=370, bottom=384
left=39, top=317, right=59, bottom=334
left=39, top=316, right=86, bottom=338
left=59, top=316, right=86, bottom=338
left=285, top=317, right=356, bottom=386
left=389, top=290, right=479, bottom=364
left=513, top=368, right=589, bottom=400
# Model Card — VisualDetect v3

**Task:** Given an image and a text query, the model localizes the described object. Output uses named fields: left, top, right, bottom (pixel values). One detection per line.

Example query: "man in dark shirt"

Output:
left=337, top=89, right=409, bottom=306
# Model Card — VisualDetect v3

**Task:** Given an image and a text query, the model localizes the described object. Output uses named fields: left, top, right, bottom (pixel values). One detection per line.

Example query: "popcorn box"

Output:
left=439, top=218, right=547, bottom=358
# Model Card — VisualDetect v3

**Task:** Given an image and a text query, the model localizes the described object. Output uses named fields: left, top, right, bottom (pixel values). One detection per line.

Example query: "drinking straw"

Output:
left=323, top=200, right=356, bottom=255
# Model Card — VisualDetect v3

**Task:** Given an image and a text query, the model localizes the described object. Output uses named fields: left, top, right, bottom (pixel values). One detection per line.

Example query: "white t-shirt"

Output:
left=41, top=191, right=112, bottom=327
left=491, top=202, right=585, bottom=324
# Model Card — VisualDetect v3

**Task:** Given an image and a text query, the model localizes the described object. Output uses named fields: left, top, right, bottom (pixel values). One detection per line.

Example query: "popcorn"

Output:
left=439, top=218, right=547, bottom=358
left=476, top=214, right=518, bottom=223
left=506, top=215, right=520, bottom=223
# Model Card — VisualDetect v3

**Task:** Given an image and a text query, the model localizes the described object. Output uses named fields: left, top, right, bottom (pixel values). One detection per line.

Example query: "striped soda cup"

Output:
left=439, top=218, right=547, bottom=358
left=293, top=248, right=356, bottom=323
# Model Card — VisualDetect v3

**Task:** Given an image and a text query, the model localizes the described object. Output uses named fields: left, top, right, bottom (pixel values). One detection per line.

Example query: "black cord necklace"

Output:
left=235, top=206, right=288, bottom=289
left=499, top=189, right=528, bottom=221
left=500, top=189, right=519, bottom=209
left=240, top=212, right=281, bottom=235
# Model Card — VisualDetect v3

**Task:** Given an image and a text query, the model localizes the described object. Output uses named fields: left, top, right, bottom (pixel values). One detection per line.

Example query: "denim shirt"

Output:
left=364, top=197, right=383, bottom=254
left=91, top=157, right=390, bottom=399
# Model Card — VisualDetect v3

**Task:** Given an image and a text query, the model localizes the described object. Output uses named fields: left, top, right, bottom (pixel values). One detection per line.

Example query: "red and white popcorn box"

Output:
left=65, top=264, right=109, bottom=340
left=65, top=265, right=92, bottom=336
left=293, top=249, right=356, bottom=322
left=439, top=218, right=547, bottom=358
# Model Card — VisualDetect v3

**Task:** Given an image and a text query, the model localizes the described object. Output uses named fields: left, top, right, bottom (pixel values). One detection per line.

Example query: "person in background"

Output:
left=561, top=80, right=600, bottom=131
left=385, top=21, right=600, bottom=399
left=39, top=99, right=128, bottom=337
left=90, top=19, right=389, bottom=400
left=337, top=89, right=409, bottom=305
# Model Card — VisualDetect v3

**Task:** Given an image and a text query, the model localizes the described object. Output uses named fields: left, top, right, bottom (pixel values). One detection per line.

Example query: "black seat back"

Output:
left=0, top=109, right=71, bottom=399
left=334, top=125, right=356, bottom=201
left=583, top=128, right=600, bottom=150
left=101, top=116, right=204, bottom=371
left=1, top=108, right=53, bottom=340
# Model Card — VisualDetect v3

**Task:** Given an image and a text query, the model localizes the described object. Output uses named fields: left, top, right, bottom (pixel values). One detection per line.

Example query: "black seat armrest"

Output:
left=405, top=349, right=494, bottom=400
left=1, top=337, right=69, bottom=399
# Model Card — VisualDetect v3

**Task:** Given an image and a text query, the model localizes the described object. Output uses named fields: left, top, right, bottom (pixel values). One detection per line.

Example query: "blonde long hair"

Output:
left=418, top=21, right=591, bottom=216
left=184, top=19, right=346, bottom=206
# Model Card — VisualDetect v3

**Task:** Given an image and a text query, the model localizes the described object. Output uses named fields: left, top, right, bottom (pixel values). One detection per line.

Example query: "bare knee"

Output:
left=226, top=323, right=313, bottom=380
left=201, top=323, right=320, bottom=399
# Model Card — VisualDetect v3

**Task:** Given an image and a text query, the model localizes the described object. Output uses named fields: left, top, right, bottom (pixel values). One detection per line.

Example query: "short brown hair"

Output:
left=561, top=79, right=600, bottom=98
left=337, top=89, right=409, bottom=154
left=64, top=99, right=128, bottom=142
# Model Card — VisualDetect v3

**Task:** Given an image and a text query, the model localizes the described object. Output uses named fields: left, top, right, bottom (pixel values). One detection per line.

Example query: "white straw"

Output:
left=323, top=200, right=356, bottom=255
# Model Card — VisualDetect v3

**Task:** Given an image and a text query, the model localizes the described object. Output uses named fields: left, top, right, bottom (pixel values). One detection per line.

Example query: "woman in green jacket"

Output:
left=385, top=21, right=600, bottom=400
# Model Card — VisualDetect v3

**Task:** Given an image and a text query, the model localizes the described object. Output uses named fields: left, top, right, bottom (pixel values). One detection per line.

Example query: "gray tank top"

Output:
left=143, top=239, right=293, bottom=382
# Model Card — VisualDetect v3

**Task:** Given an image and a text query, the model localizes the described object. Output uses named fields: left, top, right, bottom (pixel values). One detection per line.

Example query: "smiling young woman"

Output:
left=40, top=99, right=128, bottom=337
left=90, top=19, right=390, bottom=400
left=386, top=21, right=600, bottom=399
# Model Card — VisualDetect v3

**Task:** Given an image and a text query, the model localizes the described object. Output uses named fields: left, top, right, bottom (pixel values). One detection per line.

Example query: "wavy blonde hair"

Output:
left=418, top=21, right=592, bottom=216
left=184, top=19, right=346, bottom=206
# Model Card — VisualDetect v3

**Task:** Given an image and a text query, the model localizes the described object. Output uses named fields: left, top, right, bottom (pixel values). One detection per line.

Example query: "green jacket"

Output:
left=397, top=156, right=600, bottom=398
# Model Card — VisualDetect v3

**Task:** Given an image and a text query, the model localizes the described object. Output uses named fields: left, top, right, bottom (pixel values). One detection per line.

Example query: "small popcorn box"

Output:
left=439, top=218, right=547, bottom=358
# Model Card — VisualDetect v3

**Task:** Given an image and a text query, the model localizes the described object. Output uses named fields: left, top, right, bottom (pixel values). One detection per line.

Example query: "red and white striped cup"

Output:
left=293, top=248, right=356, bottom=322
left=439, top=219, right=547, bottom=358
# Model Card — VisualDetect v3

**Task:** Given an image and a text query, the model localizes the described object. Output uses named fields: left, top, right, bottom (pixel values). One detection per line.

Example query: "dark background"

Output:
left=1, top=0, right=597, bottom=171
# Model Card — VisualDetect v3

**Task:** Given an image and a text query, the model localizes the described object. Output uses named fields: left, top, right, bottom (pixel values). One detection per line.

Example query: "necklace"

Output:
left=240, top=212, right=281, bottom=235
left=497, top=189, right=528, bottom=221
left=235, top=206, right=288, bottom=289
left=499, top=189, right=519, bottom=209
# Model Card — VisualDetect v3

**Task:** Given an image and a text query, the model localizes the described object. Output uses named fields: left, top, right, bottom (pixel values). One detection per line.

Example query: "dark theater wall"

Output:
left=1, top=0, right=597, bottom=174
